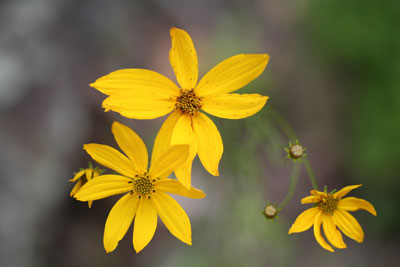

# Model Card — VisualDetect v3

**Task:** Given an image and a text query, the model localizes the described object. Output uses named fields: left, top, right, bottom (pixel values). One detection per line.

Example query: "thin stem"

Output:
left=267, top=106, right=298, bottom=141
left=303, top=158, right=318, bottom=190
left=278, top=163, right=300, bottom=210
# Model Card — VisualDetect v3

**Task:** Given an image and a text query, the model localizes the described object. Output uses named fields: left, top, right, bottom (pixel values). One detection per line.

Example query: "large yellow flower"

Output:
left=90, top=27, right=269, bottom=188
left=74, top=121, right=206, bottom=253
left=289, top=185, right=377, bottom=252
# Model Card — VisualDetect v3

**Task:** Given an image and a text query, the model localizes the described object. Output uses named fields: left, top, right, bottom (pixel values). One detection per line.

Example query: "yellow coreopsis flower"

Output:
left=74, top=121, right=206, bottom=253
left=90, top=27, right=269, bottom=188
left=288, top=185, right=377, bottom=252
left=69, top=164, right=103, bottom=208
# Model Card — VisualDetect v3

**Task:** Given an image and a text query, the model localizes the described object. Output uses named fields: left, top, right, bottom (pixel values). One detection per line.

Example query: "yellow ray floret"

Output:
left=74, top=121, right=206, bottom=253
left=288, top=185, right=376, bottom=252
left=69, top=164, right=103, bottom=208
left=90, top=27, right=270, bottom=189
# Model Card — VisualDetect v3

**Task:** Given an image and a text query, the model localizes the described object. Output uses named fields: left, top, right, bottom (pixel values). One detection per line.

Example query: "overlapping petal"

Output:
left=170, top=113, right=198, bottom=188
left=333, top=210, right=364, bottom=243
left=322, top=214, right=346, bottom=249
left=313, top=212, right=334, bottom=252
left=74, top=175, right=132, bottom=201
left=289, top=207, right=320, bottom=234
left=102, top=94, right=175, bottom=120
left=192, top=113, right=223, bottom=176
left=338, top=197, right=377, bottom=215
left=202, top=93, right=268, bottom=119
left=156, top=179, right=206, bottom=199
left=169, top=27, right=198, bottom=89
left=151, top=192, right=192, bottom=245
left=149, top=145, right=190, bottom=179
left=83, top=144, right=136, bottom=177
left=133, top=198, right=158, bottom=253
left=90, top=68, right=180, bottom=97
left=195, top=54, right=269, bottom=97
left=112, top=121, right=148, bottom=173
left=151, top=110, right=181, bottom=165
left=104, top=193, right=139, bottom=253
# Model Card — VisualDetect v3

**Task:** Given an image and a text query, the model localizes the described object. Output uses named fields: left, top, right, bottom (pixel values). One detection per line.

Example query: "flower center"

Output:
left=175, top=89, right=202, bottom=115
left=289, top=144, right=304, bottom=159
left=318, top=194, right=338, bottom=215
left=129, top=172, right=157, bottom=199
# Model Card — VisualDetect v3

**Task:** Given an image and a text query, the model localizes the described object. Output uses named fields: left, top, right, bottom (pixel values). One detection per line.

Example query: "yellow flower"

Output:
left=69, top=164, right=103, bottom=208
left=90, top=27, right=269, bottom=188
left=288, top=185, right=377, bottom=252
left=74, top=121, right=206, bottom=253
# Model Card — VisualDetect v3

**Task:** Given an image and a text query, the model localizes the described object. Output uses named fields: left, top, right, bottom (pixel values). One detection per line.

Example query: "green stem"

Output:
left=278, top=163, right=300, bottom=210
left=303, top=158, right=318, bottom=190
left=267, top=106, right=298, bottom=141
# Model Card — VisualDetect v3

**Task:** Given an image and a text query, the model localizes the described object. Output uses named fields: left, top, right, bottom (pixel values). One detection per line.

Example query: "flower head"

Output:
left=74, top=121, right=206, bottom=253
left=288, top=185, right=377, bottom=252
left=90, top=27, right=269, bottom=188
left=69, top=163, right=104, bottom=208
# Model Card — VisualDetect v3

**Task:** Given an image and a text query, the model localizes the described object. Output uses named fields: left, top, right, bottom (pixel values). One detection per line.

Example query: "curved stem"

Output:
left=278, top=163, right=300, bottom=211
left=267, top=106, right=298, bottom=141
left=303, top=158, right=318, bottom=190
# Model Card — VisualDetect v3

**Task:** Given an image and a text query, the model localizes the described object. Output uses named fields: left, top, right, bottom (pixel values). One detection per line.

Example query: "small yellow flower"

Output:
left=69, top=164, right=103, bottom=208
left=74, top=121, right=206, bottom=253
left=288, top=185, right=377, bottom=252
left=90, top=27, right=269, bottom=188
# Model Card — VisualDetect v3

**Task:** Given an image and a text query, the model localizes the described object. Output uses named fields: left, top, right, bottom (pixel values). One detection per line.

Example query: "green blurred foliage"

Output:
left=306, top=0, right=400, bottom=237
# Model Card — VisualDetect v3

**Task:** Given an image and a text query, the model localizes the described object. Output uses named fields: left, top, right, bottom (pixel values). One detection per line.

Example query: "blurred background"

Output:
left=1, top=0, right=399, bottom=266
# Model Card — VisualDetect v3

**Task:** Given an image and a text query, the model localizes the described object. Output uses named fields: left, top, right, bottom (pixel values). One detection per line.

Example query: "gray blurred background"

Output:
left=1, top=0, right=399, bottom=266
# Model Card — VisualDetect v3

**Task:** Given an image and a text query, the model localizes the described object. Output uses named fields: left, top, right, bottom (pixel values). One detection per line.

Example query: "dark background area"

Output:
left=0, top=0, right=399, bottom=266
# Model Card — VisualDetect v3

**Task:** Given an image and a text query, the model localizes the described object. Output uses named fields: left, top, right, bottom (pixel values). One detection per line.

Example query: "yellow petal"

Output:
left=151, top=192, right=192, bottom=245
left=337, top=197, right=377, bottom=216
left=301, top=195, right=321, bottom=204
left=192, top=113, right=223, bottom=176
left=310, top=189, right=327, bottom=197
left=104, top=193, right=139, bottom=253
left=70, top=170, right=85, bottom=182
left=151, top=110, right=181, bottom=167
left=170, top=113, right=198, bottom=188
left=85, top=168, right=93, bottom=181
left=74, top=175, right=132, bottom=201
left=169, top=27, right=198, bottom=89
left=133, top=198, right=158, bottom=253
left=90, top=68, right=180, bottom=97
left=333, top=210, right=364, bottom=243
left=102, top=94, right=175, bottom=119
left=155, top=179, right=206, bottom=199
left=313, top=212, right=334, bottom=252
left=289, top=207, right=320, bottom=234
left=83, top=143, right=136, bottom=178
left=202, top=93, right=268, bottom=119
left=322, top=214, right=346, bottom=249
left=333, top=184, right=362, bottom=198
left=112, top=121, right=148, bottom=173
left=195, top=54, right=269, bottom=97
left=174, top=161, right=194, bottom=190
left=88, top=200, right=93, bottom=209
left=70, top=180, right=82, bottom=196
left=149, top=145, right=190, bottom=179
